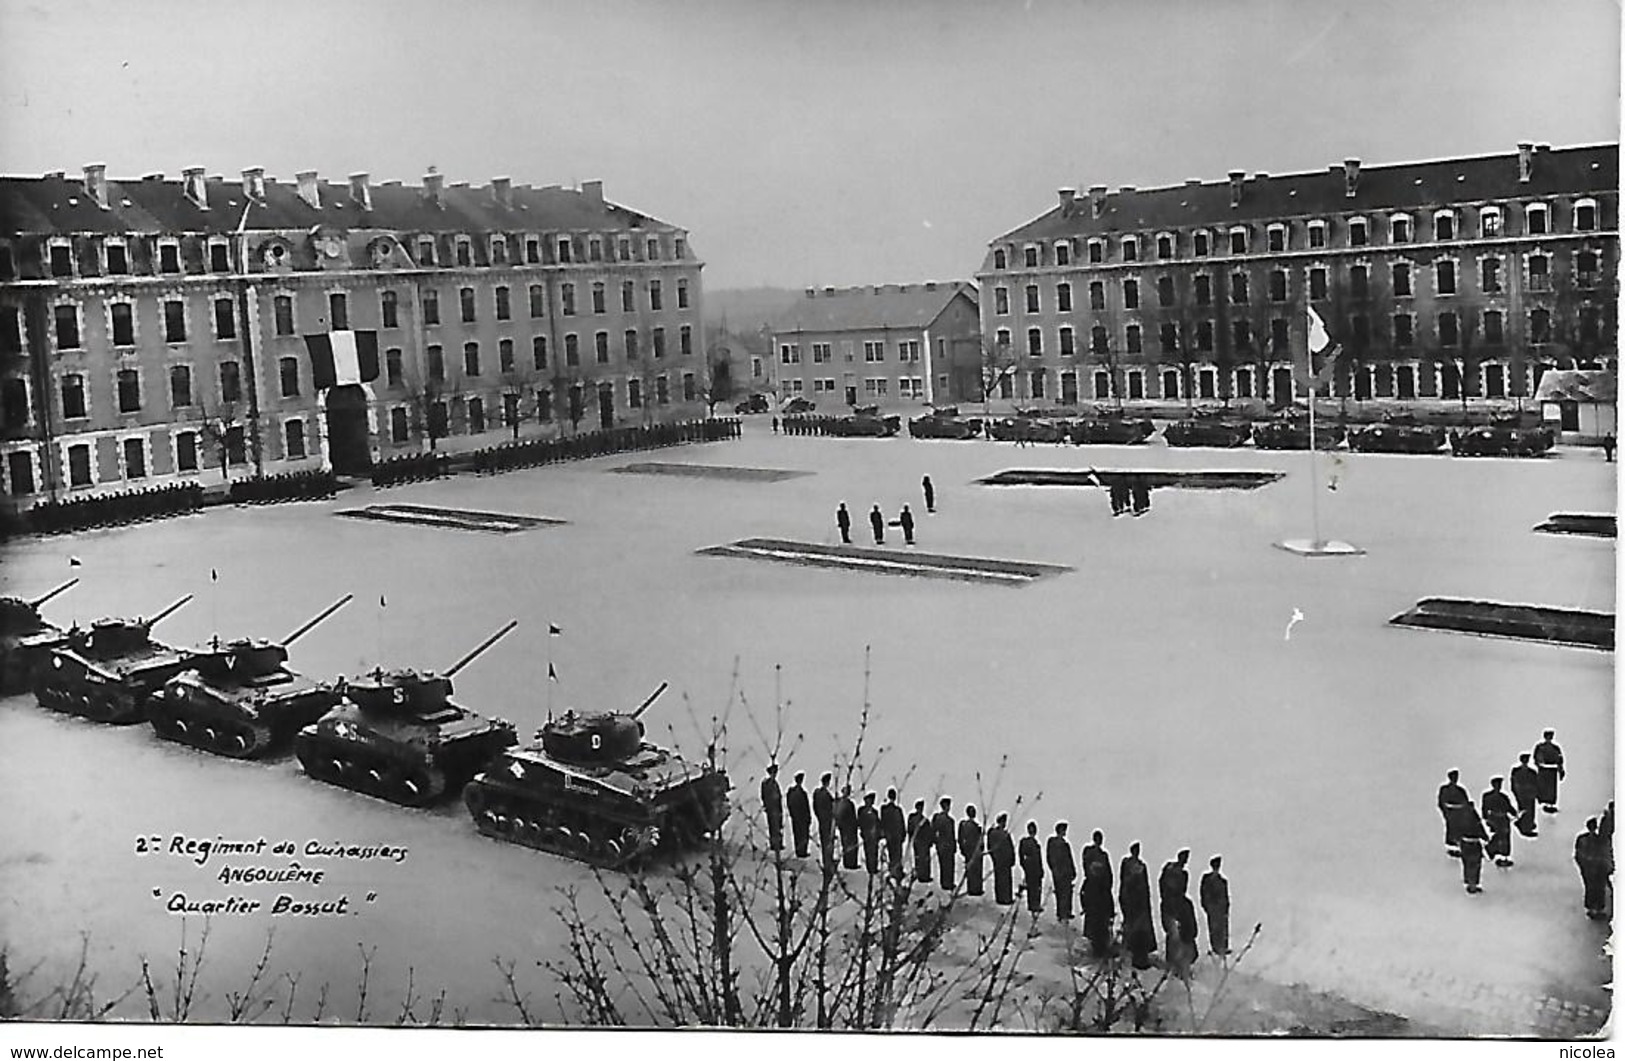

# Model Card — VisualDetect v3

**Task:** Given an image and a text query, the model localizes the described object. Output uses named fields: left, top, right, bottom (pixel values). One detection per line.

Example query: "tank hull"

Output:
left=832, top=415, right=901, bottom=438
left=34, top=645, right=199, bottom=724
left=1071, top=419, right=1155, bottom=445
left=151, top=671, right=343, bottom=759
left=1450, top=426, right=1555, bottom=458
left=1163, top=420, right=1252, bottom=448
left=1347, top=425, right=1445, bottom=454
left=1252, top=423, right=1346, bottom=450
left=908, top=417, right=981, bottom=440
left=293, top=704, right=518, bottom=808
left=2, top=628, right=69, bottom=697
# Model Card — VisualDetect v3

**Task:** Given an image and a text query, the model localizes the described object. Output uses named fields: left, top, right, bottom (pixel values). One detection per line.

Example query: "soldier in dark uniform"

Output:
left=760, top=763, right=784, bottom=853
left=1107, top=474, right=1128, bottom=516
left=932, top=797, right=957, bottom=890
left=910, top=799, right=933, bottom=883
left=899, top=504, right=915, bottom=546
left=1047, top=822, right=1077, bottom=921
left=813, top=773, right=836, bottom=868
left=1437, top=769, right=1471, bottom=857
left=1118, top=842, right=1157, bottom=969
left=787, top=771, right=812, bottom=857
left=1019, top=821, right=1045, bottom=915
left=1130, top=474, right=1151, bottom=516
left=1200, top=856, right=1230, bottom=957
left=1533, top=730, right=1565, bottom=812
left=1159, top=849, right=1195, bottom=968
left=1458, top=806, right=1489, bottom=894
left=836, top=503, right=852, bottom=545
left=987, top=813, right=1015, bottom=905
left=835, top=784, right=860, bottom=870
left=857, top=791, right=881, bottom=874
left=1079, top=830, right=1115, bottom=957
left=922, top=475, right=936, bottom=513
left=1510, top=753, right=1540, bottom=838
left=1576, top=818, right=1608, bottom=918
left=869, top=504, right=885, bottom=545
left=1480, top=776, right=1517, bottom=868
left=957, top=805, right=985, bottom=897
left=880, top=788, right=906, bottom=879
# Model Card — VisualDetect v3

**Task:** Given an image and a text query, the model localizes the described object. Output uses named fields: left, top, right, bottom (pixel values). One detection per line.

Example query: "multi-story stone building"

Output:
left=976, top=142, right=1617, bottom=410
left=771, top=282, right=981, bottom=407
left=0, top=166, right=704, bottom=505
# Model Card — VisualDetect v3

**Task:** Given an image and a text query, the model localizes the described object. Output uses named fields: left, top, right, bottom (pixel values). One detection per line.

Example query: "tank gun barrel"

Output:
left=146, top=594, right=195, bottom=628
left=444, top=620, right=519, bottom=678
left=30, top=579, right=80, bottom=608
left=631, top=681, right=669, bottom=720
left=282, top=594, right=355, bottom=646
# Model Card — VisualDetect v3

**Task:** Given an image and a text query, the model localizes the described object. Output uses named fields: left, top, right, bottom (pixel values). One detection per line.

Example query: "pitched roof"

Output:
left=993, top=143, right=1619, bottom=244
left=1534, top=369, right=1617, bottom=404
left=773, top=282, right=977, bottom=334
left=0, top=172, right=684, bottom=236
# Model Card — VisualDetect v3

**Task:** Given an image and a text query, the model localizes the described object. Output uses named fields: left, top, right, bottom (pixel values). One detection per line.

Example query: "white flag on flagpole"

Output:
left=1307, top=306, right=1332, bottom=355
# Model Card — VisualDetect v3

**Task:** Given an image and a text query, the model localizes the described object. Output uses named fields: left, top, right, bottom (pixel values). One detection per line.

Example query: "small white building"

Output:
left=1534, top=370, right=1617, bottom=441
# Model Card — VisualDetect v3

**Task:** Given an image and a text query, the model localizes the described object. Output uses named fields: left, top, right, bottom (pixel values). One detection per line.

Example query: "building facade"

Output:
left=0, top=166, right=705, bottom=506
left=771, top=283, right=981, bottom=407
left=976, top=142, right=1618, bottom=410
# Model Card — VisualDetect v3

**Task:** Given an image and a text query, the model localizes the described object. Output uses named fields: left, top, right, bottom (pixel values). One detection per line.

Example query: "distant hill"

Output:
left=703, top=287, right=804, bottom=332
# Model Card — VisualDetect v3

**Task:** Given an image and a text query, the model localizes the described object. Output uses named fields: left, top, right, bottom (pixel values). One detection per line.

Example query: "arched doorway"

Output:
left=323, top=384, right=373, bottom=474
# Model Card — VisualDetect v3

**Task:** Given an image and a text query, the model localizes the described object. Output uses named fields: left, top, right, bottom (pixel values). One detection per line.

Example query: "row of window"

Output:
left=4, top=230, right=689, bottom=281
left=992, top=304, right=1605, bottom=359
left=4, top=418, right=303, bottom=495
left=991, top=249, right=1603, bottom=319
left=385, top=373, right=706, bottom=444
left=779, top=338, right=926, bottom=365
left=993, top=200, right=1604, bottom=270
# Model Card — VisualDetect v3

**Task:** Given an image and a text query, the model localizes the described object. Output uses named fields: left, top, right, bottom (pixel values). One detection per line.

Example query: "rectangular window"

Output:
left=620, top=281, right=635, bottom=313
left=116, top=368, right=141, bottom=412
left=1435, top=213, right=1456, bottom=241
left=1056, top=243, right=1071, bottom=266
left=5, top=450, right=32, bottom=495
left=1197, top=320, right=1214, bottom=351
left=55, top=305, right=81, bottom=349
left=1159, top=323, right=1178, bottom=355
left=1392, top=262, right=1412, bottom=297
left=285, top=420, right=306, bottom=460
left=1230, top=230, right=1247, bottom=255
left=381, top=290, right=399, bottom=328
left=1393, top=313, right=1414, bottom=348
left=61, top=374, right=87, bottom=419
left=391, top=407, right=409, bottom=444
left=1528, top=255, right=1549, bottom=291
left=1023, top=246, right=1039, bottom=268
left=1124, top=279, right=1140, bottom=309
left=329, top=293, right=348, bottom=330
left=460, top=287, right=476, bottom=323
left=1093, top=371, right=1110, bottom=400
left=210, top=244, right=230, bottom=272
left=561, top=283, right=576, bottom=315
left=169, top=365, right=192, bottom=408
left=1391, top=216, right=1411, bottom=243
left=1089, top=282, right=1105, bottom=311
left=111, top=303, right=135, bottom=346
left=595, top=331, right=610, bottom=364
left=625, top=330, right=639, bottom=361
left=1056, top=283, right=1072, bottom=312
left=1061, top=326, right=1076, bottom=356
left=1309, top=268, right=1327, bottom=300
left=628, top=378, right=643, bottom=408
left=1194, top=275, right=1211, bottom=306
left=1438, top=311, right=1459, bottom=347
left=0, top=306, right=18, bottom=353
left=464, top=342, right=482, bottom=376
left=995, top=288, right=1010, bottom=315
left=1127, top=372, right=1144, bottom=400
left=456, top=241, right=472, bottom=267
left=50, top=244, right=73, bottom=277
left=220, top=361, right=242, bottom=403
left=1027, top=329, right=1042, bottom=356
left=214, top=298, right=236, bottom=339
left=1121, top=238, right=1138, bottom=262
left=496, top=286, right=511, bottom=320
left=106, top=243, right=129, bottom=275
left=1350, top=266, right=1368, bottom=299
left=386, top=348, right=404, bottom=387
left=532, top=336, right=548, bottom=370
left=1348, top=219, right=1367, bottom=247
left=164, top=300, right=186, bottom=343
left=565, top=334, right=579, bottom=366
left=656, top=376, right=669, bottom=404
left=1025, top=284, right=1041, bottom=313
left=67, top=443, right=93, bottom=487
left=1436, top=260, right=1456, bottom=296
left=677, top=280, right=689, bottom=310
left=1270, top=318, right=1289, bottom=353
left=280, top=356, right=300, bottom=397
left=864, top=340, right=884, bottom=362
left=499, top=338, right=515, bottom=373
left=591, top=283, right=606, bottom=315
left=1193, top=231, right=1210, bottom=256
left=1088, top=240, right=1105, bottom=264
left=1484, top=310, right=1504, bottom=345
left=1231, top=320, right=1251, bottom=350
left=427, top=345, right=445, bottom=382
left=680, top=325, right=693, bottom=357
left=683, top=373, right=696, bottom=401
left=649, top=280, right=663, bottom=312
left=1230, top=273, right=1249, bottom=304
left=159, top=244, right=181, bottom=274
left=653, top=328, right=666, bottom=359
left=267, top=295, right=292, bottom=336
left=1268, top=270, right=1287, bottom=302
left=1124, top=325, right=1140, bottom=354
left=529, top=285, right=546, bottom=318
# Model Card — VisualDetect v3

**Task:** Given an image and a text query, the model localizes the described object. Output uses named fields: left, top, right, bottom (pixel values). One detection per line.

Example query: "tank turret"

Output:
left=293, top=621, right=520, bottom=807
left=151, top=595, right=353, bottom=759
left=34, top=595, right=196, bottom=724
left=0, top=579, right=78, bottom=695
left=464, top=681, right=733, bottom=869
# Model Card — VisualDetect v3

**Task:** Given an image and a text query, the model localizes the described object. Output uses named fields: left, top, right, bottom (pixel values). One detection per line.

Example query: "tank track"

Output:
left=293, top=737, right=449, bottom=807
left=148, top=701, right=276, bottom=759
left=463, top=783, right=648, bottom=868
left=34, top=681, right=147, bottom=724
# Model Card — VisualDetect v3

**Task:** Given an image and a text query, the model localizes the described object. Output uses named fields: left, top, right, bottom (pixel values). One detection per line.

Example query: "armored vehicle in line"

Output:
left=1162, top=412, right=1253, bottom=449
left=0, top=579, right=78, bottom=697
left=293, top=622, right=520, bottom=807
left=464, top=682, right=732, bottom=868
left=988, top=416, right=1069, bottom=443
left=1251, top=413, right=1346, bottom=450
left=33, top=595, right=196, bottom=723
left=150, top=595, right=354, bottom=759
left=1448, top=422, right=1556, bottom=458
left=832, top=412, right=902, bottom=437
left=1070, top=411, right=1156, bottom=445
left=1347, top=416, right=1446, bottom=454
left=908, top=410, right=982, bottom=440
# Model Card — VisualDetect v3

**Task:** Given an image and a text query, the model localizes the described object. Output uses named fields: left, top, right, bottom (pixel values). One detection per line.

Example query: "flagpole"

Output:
left=1308, top=389, right=1322, bottom=548
left=546, top=634, right=554, bottom=721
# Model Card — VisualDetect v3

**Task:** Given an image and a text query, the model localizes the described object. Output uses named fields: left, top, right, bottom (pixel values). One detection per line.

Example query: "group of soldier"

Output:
left=470, top=416, right=741, bottom=475
left=833, top=476, right=936, bottom=548
left=1436, top=729, right=1610, bottom=917
left=27, top=482, right=205, bottom=536
left=760, top=765, right=1232, bottom=972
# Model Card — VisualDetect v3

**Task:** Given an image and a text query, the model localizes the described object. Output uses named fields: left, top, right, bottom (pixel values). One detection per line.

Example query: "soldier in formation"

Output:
left=1533, top=730, right=1565, bottom=813
left=761, top=764, right=783, bottom=853
left=1480, top=776, right=1516, bottom=868
left=855, top=790, right=878, bottom=876
left=869, top=505, right=885, bottom=546
left=1119, top=842, right=1157, bottom=970
left=1019, top=822, right=1045, bottom=916
left=813, top=773, right=836, bottom=868
left=957, top=805, right=984, bottom=897
left=1510, top=753, right=1540, bottom=838
left=835, top=503, right=852, bottom=545
left=787, top=770, right=811, bottom=857
left=1047, top=822, right=1077, bottom=921
left=932, top=797, right=957, bottom=890
left=1437, top=769, right=1471, bottom=857
left=899, top=504, right=915, bottom=546
left=1079, top=830, right=1115, bottom=957
left=1199, top=856, right=1230, bottom=957
left=835, top=785, right=860, bottom=870
left=880, top=789, right=906, bottom=879
left=987, top=813, right=1015, bottom=905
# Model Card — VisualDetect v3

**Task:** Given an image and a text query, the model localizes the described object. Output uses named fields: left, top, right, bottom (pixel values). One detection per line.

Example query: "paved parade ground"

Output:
left=0, top=418, right=1615, bottom=1033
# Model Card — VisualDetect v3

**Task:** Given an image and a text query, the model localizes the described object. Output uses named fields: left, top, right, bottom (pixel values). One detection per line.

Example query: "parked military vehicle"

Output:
left=1252, top=413, right=1346, bottom=450
left=464, top=682, right=732, bottom=867
left=293, top=622, right=520, bottom=807
left=150, top=595, right=354, bottom=759
left=33, top=595, right=196, bottom=723
left=734, top=394, right=771, bottom=414
left=1347, top=416, right=1446, bottom=454
left=832, top=412, right=901, bottom=437
left=908, top=409, right=982, bottom=439
left=1070, top=411, right=1156, bottom=445
left=1163, top=412, right=1252, bottom=448
left=987, top=416, right=1069, bottom=443
left=1449, top=422, right=1556, bottom=457
left=0, top=579, right=78, bottom=697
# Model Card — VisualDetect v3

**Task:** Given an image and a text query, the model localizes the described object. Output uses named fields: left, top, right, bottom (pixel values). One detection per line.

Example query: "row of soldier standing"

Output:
left=1436, top=730, right=1571, bottom=897
left=835, top=478, right=934, bottom=546
left=761, top=766, right=1230, bottom=970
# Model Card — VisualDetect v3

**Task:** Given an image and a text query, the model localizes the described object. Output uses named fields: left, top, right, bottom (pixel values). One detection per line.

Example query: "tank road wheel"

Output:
left=393, top=765, right=445, bottom=807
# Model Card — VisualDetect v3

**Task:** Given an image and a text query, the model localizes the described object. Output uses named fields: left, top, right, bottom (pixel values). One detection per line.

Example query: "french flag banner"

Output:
left=305, top=330, right=381, bottom=389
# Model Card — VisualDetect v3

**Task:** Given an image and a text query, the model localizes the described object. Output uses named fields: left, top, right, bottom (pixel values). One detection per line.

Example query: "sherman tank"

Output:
left=987, top=416, right=1069, bottom=443
left=1449, top=422, right=1555, bottom=458
left=1347, top=416, right=1446, bottom=454
left=1070, top=411, right=1155, bottom=445
left=33, top=595, right=196, bottom=723
left=293, top=621, right=520, bottom=807
left=832, top=412, right=901, bottom=437
left=0, top=579, right=78, bottom=696
left=908, top=410, right=982, bottom=439
left=464, top=682, right=732, bottom=868
left=1163, top=412, right=1252, bottom=448
left=149, top=595, right=354, bottom=759
left=1251, top=414, right=1346, bottom=450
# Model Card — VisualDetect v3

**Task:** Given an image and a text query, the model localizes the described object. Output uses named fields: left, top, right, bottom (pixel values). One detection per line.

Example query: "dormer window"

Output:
left=1390, top=214, right=1412, bottom=243
left=674, top=237, right=686, bottom=259
left=490, top=237, right=508, bottom=265
left=1192, top=231, right=1211, bottom=257
left=1479, top=206, right=1503, bottom=237
left=1433, top=210, right=1456, bottom=241
left=1308, top=221, right=1327, bottom=249
left=557, top=237, right=573, bottom=263
left=1228, top=227, right=1248, bottom=255
left=1054, top=241, right=1071, bottom=266
left=1347, top=218, right=1367, bottom=247
left=1023, top=245, right=1040, bottom=268
left=1156, top=234, right=1175, bottom=260
left=993, top=248, right=1007, bottom=270
left=48, top=241, right=74, bottom=278
left=1574, top=198, right=1598, bottom=232
left=1266, top=224, right=1286, bottom=253
left=105, top=240, right=129, bottom=275
left=589, top=237, right=603, bottom=263
left=416, top=237, right=436, bottom=266
left=1525, top=203, right=1549, bottom=235
left=455, top=238, right=473, bottom=267
left=1120, top=236, right=1139, bottom=262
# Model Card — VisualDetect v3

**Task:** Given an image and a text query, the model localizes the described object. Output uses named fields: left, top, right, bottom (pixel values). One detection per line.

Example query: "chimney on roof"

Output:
left=823, top=286, right=836, bottom=295
left=925, top=281, right=937, bottom=291
left=1088, top=184, right=1108, bottom=218
left=141, top=172, right=163, bottom=182
left=1057, top=188, right=1076, bottom=216
left=241, top=167, right=265, bottom=202
left=450, top=181, right=468, bottom=189
left=1517, top=141, right=1534, bottom=183
left=423, top=169, right=444, bottom=208
left=805, top=287, right=816, bottom=298
left=348, top=172, right=372, bottom=212
left=1228, top=170, right=1245, bottom=207
left=1254, top=172, right=1269, bottom=182
left=1185, top=179, right=1201, bottom=187
left=82, top=164, right=108, bottom=210
left=1343, top=158, right=1360, bottom=198
left=491, top=176, right=512, bottom=209
left=1118, top=185, right=1136, bottom=195
left=581, top=179, right=604, bottom=208
left=295, top=170, right=321, bottom=210
left=182, top=166, right=208, bottom=210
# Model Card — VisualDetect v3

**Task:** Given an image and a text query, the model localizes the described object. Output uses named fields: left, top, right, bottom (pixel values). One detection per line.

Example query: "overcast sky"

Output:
left=1, top=0, right=1617, bottom=289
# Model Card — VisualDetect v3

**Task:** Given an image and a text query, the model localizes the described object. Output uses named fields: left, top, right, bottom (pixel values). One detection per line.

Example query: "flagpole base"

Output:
left=1274, top=538, right=1366, bottom=557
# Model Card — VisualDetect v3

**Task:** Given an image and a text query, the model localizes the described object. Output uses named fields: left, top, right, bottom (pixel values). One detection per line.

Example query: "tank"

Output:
left=33, top=595, right=196, bottom=724
left=1449, top=423, right=1555, bottom=457
left=908, top=411, right=982, bottom=439
left=1347, top=416, right=1446, bottom=454
left=1163, top=412, right=1252, bottom=448
left=832, top=413, right=901, bottom=437
left=1251, top=413, right=1346, bottom=450
left=292, top=621, right=520, bottom=807
left=464, top=682, right=732, bottom=868
left=149, top=595, right=354, bottom=759
left=987, top=416, right=1069, bottom=443
left=0, top=579, right=78, bottom=696
left=1070, top=411, right=1156, bottom=445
